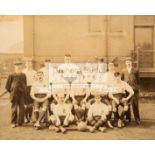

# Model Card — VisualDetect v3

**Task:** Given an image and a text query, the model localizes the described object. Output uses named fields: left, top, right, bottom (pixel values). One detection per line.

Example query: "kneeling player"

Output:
left=30, top=71, right=52, bottom=129
left=87, top=94, right=109, bottom=133
left=49, top=96, right=74, bottom=133
left=108, top=72, right=134, bottom=128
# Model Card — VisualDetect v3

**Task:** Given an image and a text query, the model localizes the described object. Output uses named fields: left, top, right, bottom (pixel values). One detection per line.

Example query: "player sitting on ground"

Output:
left=30, top=71, right=51, bottom=129
left=49, top=95, right=74, bottom=133
left=87, top=94, right=109, bottom=133
left=70, top=72, right=90, bottom=124
left=90, top=73, right=114, bottom=129
left=108, top=72, right=134, bottom=128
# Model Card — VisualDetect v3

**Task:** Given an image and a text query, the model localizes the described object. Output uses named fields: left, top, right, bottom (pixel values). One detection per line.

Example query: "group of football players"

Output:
left=6, top=54, right=140, bottom=133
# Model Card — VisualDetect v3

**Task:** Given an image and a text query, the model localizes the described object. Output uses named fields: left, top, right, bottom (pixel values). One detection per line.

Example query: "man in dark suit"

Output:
left=5, top=61, right=27, bottom=128
left=121, top=58, right=140, bottom=125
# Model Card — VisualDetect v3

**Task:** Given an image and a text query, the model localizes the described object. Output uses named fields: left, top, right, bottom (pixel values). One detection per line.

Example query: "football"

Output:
left=77, top=121, right=88, bottom=131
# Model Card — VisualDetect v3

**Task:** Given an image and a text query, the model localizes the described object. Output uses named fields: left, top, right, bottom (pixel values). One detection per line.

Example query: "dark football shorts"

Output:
left=34, top=93, right=47, bottom=98
left=75, top=95, right=86, bottom=104
left=59, top=116, right=66, bottom=124
left=101, top=95, right=110, bottom=105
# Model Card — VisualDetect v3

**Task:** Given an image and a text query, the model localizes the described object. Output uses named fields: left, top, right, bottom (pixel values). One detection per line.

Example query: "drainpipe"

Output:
left=105, top=16, right=109, bottom=64
left=32, top=16, right=35, bottom=60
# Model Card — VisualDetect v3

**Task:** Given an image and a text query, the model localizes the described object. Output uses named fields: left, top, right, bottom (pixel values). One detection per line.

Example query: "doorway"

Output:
left=134, top=26, right=154, bottom=68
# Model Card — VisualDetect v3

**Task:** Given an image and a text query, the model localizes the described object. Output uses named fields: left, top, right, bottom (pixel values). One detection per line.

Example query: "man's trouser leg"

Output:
left=25, top=106, right=29, bottom=121
left=28, top=105, right=33, bottom=120
left=25, top=86, right=33, bottom=121
left=125, top=105, right=131, bottom=121
left=18, top=95, right=25, bottom=125
left=11, top=100, right=18, bottom=124
left=132, top=91, right=140, bottom=121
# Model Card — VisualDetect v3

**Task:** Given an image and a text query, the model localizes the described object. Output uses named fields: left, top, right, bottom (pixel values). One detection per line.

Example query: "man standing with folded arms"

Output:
left=121, top=58, right=140, bottom=125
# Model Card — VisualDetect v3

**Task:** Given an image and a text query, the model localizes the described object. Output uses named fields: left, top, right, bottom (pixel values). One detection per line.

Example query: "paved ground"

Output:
left=0, top=99, right=155, bottom=140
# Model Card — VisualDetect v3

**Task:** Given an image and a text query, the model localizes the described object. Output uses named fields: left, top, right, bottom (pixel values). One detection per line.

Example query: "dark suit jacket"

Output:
left=5, top=73, right=27, bottom=102
left=121, top=68, right=140, bottom=91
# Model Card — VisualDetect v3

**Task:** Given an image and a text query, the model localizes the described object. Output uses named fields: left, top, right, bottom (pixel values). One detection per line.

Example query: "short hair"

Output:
left=100, top=58, right=104, bottom=62
left=114, top=72, right=121, bottom=77
left=65, top=54, right=71, bottom=57
left=44, top=59, right=51, bottom=63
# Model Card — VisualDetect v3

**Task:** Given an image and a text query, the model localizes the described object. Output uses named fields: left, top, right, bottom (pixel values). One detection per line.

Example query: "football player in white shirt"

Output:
left=39, top=59, right=53, bottom=85
left=57, top=54, right=80, bottom=84
left=70, top=72, right=90, bottom=123
left=39, top=59, right=55, bottom=121
left=30, top=71, right=52, bottom=129
left=49, top=95, right=74, bottom=133
left=102, top=62, right=116, bottom=86
left=108, top=72, right=134, bottom=128
left=90, top=73, right=114, bottom=129
left=87, top=94, right=109, bottom=133
left=97, top=58, right=107, bottom=74
left=22, top=59, right=36, bottom=123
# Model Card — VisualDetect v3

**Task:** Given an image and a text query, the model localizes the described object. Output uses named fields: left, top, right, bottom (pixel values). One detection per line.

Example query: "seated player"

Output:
left=70, top=72, right=90, bottom=123
left=30, top=71, right=52, bottom=129
left=49, top=95, right=74, bottom=133
left=90, top=74, right=114, bottom=129
left=87, top=94, right=109, bottom=133
left=100, top=62, right=118, bottom=128
left=108, top=72, right=134, bottom=128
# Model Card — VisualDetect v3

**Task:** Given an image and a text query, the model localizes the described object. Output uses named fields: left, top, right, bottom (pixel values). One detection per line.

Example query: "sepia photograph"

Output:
left=0, top=15, right=155, bottom=140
